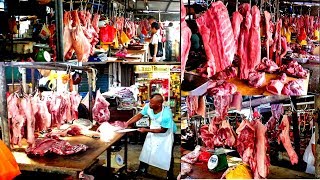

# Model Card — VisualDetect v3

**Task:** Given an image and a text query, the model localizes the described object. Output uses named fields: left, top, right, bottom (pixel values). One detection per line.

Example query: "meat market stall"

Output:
left=180, top=94, right=317, bottom=179
left=0, top=62, right=130, bottom=179
left=181, top=0, right=319, bottom=96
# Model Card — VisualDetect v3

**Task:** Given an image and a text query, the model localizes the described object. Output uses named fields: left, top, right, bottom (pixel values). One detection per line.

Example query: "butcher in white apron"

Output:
left=125, top=93, right=177, bottom=179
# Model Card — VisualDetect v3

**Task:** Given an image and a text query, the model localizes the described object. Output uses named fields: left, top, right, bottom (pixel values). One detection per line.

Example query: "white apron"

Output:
left=303, top=132, right=315, bottom=174
left=139, top=106, right=174, bottom=171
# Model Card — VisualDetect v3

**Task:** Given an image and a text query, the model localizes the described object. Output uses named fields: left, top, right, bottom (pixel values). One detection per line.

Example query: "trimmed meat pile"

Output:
left=280, top=61, right=308, bottom=78
left=266, top=73, right=287, bottom=95
left=248, top=71, right=266, bottom=88
left=196, top=1, right=235, bottom=78
left=92, top=89, right=111, bottom=124
left=26, top=136, right=88, bottom=156
left=281, top=79, right=304, bottom=96
left=207, top=80, right=237, bottom=96
left=213, top=66, right=238, bottom=80
left=256, top=57, right=279, bottom=73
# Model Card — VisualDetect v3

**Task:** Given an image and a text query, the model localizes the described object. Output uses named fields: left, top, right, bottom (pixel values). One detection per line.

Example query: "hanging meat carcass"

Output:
left=181, top=1, right=191, bottom=80
left=70, top=10, right=91, bottom=62
left=196, top=1, right=235, bottom=78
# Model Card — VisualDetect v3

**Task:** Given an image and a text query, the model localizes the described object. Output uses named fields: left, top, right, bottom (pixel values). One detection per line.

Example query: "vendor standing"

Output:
left=125, top=93, right=177, bottom=179
left=148, top=22, right=163, bottom=62
left=303, top=113, right=316, bottom=175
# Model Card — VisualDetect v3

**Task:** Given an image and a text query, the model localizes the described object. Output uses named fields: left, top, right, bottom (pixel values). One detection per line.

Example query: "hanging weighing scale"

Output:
left=35, top=48, right=51, bottom=62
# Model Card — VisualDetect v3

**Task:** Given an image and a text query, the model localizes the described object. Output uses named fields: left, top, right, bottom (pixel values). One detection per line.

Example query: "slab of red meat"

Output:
left=70, top=10, right=91, bottom=62
left=92, top=13, right=100, bottom=33
left=7, top=94, right=26, bottom=147
left=70, top=91, right=82, bottom=120
left=236, top=119, right=255, bottom=165
left=207, top=80, right=237, bottom=96
left=92, top=89, right=110, bottom=124
left=248, top=71, right=266, bottom=88
left=217, top=120, right=236, bottom=147
left=20, top=96, right=35, bottom=145
left=280, top=61, right=308, bottom=78
left=63, top=11, right=73, bottom=58
left=26, top=137, right=88, bottom=156
left=196, top=1, right=235, bottom=77
left=278, top=115, right=299, bottom=165
left=279, top=37, right=287, bottom=62
left=200, top=125, right=216, bottom=148
left=212, top=95, right=232, bottom=125
left=78, top=10, right=87, bottom=26
left=247, top=6, right=261, bottom=77
left=231, top=11, right=243, bottom=55
left=253, top=119, right=270, bottom=179
left=256, top=57, right=279, bottom=73
left=266, top=80, right=284, bottom=95
left=83, top=11, right=99, bottom=55
left=281, top=79, right=304, bottom=96
left=181, top=2, right=191, bottom=80
left=213, top=66, right=237, bottom=80
left=186, top=96, right=205, bottom=118
left=238, top=3, right=252, bottom=79
left=264, top=11, right=273, bottom=58
left=229, top=92, right=242, bottom=111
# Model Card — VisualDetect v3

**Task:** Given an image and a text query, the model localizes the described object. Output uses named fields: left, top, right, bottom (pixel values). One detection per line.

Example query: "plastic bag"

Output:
left=181, top=145, right=201, bottom=164
left=225, top=163, right=253, bottom=179
left=198, top=151, right=211, bottom=163
left=0, top=140, right=21, bottom=179
left=39, top=24, right=50, bottom=40
left=100, top=25, right=116, bottom=43
left=120, top=31, right=130, bottom=45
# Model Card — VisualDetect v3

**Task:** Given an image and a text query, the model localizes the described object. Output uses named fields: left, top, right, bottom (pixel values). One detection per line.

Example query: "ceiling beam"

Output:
left=165, top=0, right=172, bottom=12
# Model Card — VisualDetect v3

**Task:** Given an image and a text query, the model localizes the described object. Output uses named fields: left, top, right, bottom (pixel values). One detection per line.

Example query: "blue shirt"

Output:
left=140, top=103, right=177, bottom=133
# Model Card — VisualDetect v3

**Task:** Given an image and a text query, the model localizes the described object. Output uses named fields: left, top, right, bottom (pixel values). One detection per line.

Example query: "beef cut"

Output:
left=26, top=137, right=88, bottom=156
left=253, top=119, right=270, bottom=179
left=196, top=1, right=235, bottom=77
left=236, top=119, right=255, bottom=165
left=214, top=66, right=237, bottom=80
left=248, top=71, right=266, bottom=88
left=281, top=79, right=304, bottom=96
left=181, top=2, right=192, bottom=80
left=207, top=80, right=237, bottom=96
left=63, top=11, right=73, bottom=58
left=278, top=115, right=299, bottom=165
left=217, top=120, right=236, bottom=147
left=92, top=89, right=111, bottom=124
left=247, top=6, right=261, bottom=78
left=256, top=57, right=279, bottom=73
left=238, top=4, right=252, bottom=79
left=70, top=10, right=91, bottom=62
left=280, top=61, right=308, bottom=78
left=231, top=11, right=243, bottom=55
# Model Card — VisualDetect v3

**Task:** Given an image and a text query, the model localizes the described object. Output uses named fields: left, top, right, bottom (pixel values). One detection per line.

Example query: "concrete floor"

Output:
left=96, top=144, right=181, bottom=180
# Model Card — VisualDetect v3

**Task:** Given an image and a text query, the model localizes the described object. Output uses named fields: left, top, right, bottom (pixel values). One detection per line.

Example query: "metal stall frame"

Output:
left=0, top=62, right=95, bottom=148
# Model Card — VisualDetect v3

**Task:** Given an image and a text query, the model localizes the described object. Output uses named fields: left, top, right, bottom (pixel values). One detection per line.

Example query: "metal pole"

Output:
left=55, top=0, right=64, bottom=62
left=88, top=72, right=93, bottom=121
left=0, top=63, right=10, bottom=148
left=21, top=68, right=26, bottom=93
left=31, top=69, right=35, bottom=93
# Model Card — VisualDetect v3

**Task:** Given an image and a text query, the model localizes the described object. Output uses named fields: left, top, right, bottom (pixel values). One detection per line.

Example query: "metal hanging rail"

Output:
left=0, top=62, right=96, bottom=148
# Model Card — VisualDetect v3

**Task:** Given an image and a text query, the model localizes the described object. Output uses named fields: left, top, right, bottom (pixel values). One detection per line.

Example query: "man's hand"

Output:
left=138, top=128, right=148, bottom=133
left=123, top=122, right=129, bottom=129
left=152, top=56, right=157, bottom=62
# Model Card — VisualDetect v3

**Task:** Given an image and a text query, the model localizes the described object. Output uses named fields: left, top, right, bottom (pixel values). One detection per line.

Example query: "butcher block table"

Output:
left=12, top=133, right=127, bottom=179
left=227, top=73, right=310, bottom=95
